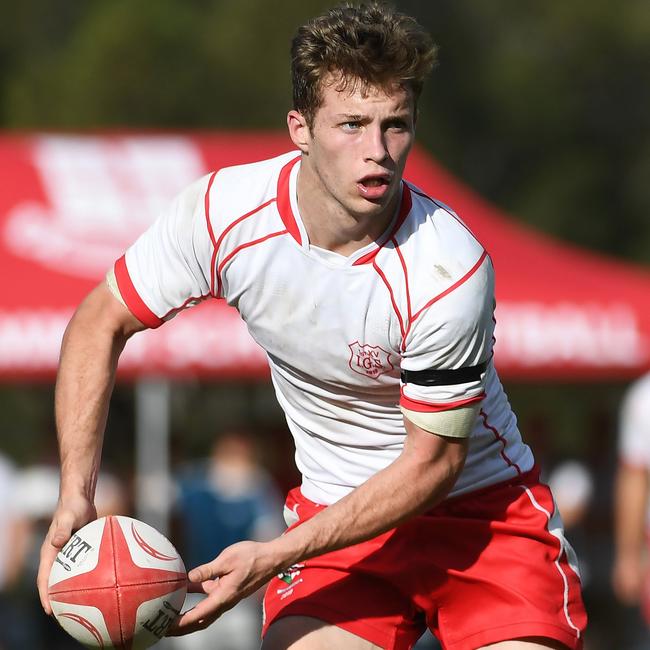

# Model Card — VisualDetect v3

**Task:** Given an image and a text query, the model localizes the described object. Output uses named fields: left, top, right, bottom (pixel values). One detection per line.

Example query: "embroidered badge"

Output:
left=276, top=563, right=305, bottom=600
left=348, top=342, right=394, bottom=379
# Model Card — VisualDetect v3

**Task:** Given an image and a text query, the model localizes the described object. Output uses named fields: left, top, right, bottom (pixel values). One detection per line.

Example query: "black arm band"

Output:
left=400, top=360, right=488, bottom=386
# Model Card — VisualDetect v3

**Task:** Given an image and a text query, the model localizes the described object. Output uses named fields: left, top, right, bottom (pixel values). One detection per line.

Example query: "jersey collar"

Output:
left=276, top=153, right=412, bottom=265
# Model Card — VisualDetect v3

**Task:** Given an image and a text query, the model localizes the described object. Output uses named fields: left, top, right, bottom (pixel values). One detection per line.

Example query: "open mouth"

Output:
left=360, top=176, right=390, bottom=188
left=357, top=175, right=392, bottom=200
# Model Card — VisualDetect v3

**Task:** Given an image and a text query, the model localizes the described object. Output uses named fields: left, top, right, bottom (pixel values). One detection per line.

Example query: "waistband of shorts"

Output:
left=288, top=465, right=542, bottom=515
left=433, top=464, right=542, bottom=508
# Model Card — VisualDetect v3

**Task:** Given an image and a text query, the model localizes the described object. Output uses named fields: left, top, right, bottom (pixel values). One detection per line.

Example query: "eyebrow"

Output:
left=334, top=111, right=412, bottom=121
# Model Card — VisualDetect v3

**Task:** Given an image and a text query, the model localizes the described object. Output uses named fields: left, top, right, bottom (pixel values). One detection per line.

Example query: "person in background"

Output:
left=0, top=452, right=30, bottom=650
left=547, top=461, right=593, bottom=539
left=172, top=430, right=285, bottom=650
left=612, top=372, right=650, bottom=646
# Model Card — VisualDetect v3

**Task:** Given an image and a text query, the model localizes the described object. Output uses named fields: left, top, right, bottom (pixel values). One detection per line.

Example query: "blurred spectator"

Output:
left=612, top=373, right=650, bottom=647
left=547, top=457, right=602, bottom=650
left=0, top=453, right=29, bottom=590
left=548, top=460, right=594, bottom=531
left=0, top=452, right=30, bottom=649
left=172, top=430, right=284, bottom=650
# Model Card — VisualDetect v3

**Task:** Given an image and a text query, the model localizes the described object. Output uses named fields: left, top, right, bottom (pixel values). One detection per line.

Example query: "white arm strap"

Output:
left=105, top=268, right=127, bottom=308
left=400, top=403, right=479, bottom=438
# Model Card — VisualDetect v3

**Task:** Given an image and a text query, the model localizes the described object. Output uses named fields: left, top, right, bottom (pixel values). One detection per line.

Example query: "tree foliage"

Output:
left=0, top=0, right=648, bottom=262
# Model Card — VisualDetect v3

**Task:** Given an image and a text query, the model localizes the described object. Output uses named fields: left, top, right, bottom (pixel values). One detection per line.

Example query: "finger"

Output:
left=37, top=539, right=60, bottom=614
left=187, top=562, right=222, bottom=583
left=166, top=598, right=222, bottom=637
left=186, top=578, right=218, bottom=594
left=37, top=510, right=83, bottom=614
left=50, top=512, right=76, bottom=549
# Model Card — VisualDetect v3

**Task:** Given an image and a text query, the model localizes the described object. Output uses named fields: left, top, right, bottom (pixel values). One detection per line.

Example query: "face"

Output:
left=288, top=75, right=416, bottom=223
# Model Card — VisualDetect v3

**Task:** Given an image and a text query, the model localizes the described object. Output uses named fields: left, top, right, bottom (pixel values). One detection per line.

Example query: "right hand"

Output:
left=37, top=494, right=97, bottom=614
left=168, top=540, right=279, bottom=637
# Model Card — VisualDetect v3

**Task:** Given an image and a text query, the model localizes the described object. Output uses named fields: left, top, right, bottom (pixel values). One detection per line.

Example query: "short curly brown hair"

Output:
left=291, top=2, right=437, bottom=126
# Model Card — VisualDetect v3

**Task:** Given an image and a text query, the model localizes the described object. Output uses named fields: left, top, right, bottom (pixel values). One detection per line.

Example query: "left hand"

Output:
left=167, top=540, right=278, bottom=636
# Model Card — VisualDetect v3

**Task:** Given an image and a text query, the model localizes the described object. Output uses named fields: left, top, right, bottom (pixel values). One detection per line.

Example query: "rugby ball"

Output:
left=48, top=515, right=187, bottom=649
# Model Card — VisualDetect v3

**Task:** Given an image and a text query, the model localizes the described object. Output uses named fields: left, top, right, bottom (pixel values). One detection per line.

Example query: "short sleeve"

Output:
left=619, top=376, right=650, bottom=467
left=113, top=174, right=214, bottom=328
left=400, top=254, right=494, bottom=412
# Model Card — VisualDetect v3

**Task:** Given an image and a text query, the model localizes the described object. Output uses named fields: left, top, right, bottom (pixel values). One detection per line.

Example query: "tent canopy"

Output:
left=1, top=132, right=649, bottom=382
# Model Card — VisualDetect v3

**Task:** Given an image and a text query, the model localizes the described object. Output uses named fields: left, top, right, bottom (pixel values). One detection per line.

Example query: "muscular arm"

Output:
left=612, top=462, right=649, bottom=604
left=274, top=417, right=467, bottom=558
left=37, top=282, right=146, bottom=612
left=172, top=417, right=468, bottom=633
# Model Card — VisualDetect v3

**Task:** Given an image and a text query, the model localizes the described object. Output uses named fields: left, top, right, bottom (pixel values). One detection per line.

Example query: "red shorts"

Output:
left=262, top=469, right=586, bottom=650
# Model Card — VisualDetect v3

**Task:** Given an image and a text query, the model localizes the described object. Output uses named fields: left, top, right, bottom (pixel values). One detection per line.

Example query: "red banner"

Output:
left=1, top=132, right=649, bottom=381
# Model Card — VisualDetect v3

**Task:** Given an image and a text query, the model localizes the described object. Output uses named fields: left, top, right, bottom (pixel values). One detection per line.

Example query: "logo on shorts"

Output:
left=348, top=342, right=393, bottom=379
left=276, top=563, right=305, bottom=600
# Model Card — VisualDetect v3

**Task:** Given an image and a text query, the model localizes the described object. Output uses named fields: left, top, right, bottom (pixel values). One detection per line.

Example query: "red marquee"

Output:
left=1, top=132, right=649, bottom=381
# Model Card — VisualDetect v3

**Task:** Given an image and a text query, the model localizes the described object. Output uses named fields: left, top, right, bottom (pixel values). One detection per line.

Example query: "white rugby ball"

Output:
left=48, top=515, right=187, bottom=649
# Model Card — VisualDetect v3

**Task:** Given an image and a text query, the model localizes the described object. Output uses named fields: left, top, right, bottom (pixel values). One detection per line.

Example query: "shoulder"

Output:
left=622, top=373, right=650, bottom=419
left=208, top=151, right=300, bottom=221
left=400, top=181, right=486, bottom=271
left=619, top=374, right=650, bottom=459
left=388, top=182, right=492, bottom=311
left=628, top=373, right=650, bottom=397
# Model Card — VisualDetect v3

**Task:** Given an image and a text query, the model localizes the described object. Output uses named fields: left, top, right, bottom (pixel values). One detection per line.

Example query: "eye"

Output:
left=386, top=119, right=409, bottom=132
left=341, top=121, right=361, bottom=132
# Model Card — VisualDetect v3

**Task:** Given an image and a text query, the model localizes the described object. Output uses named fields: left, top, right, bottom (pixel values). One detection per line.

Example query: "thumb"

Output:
left=50, top=517, right=74, bottom=549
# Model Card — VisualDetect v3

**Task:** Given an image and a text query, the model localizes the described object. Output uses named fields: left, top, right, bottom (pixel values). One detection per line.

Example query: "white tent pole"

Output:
left=134, top=379, right=171, bottom=537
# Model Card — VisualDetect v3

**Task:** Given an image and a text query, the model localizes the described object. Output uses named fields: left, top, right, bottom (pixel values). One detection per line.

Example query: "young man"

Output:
left=612, top=372, right=650, bottom=639
left=38, top=4, right=586, bottom=649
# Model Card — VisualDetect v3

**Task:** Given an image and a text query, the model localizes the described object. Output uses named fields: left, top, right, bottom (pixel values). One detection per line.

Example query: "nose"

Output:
left=363, top=125, right=388, bottom=163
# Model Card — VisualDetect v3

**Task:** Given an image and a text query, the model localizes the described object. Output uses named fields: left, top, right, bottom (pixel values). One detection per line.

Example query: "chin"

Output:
left=362, top=189, right=397, bottom=212
left=350, top=200, right=389, bottom=221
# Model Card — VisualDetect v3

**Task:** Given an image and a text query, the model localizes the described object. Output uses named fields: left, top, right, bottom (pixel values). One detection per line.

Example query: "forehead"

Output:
left=317, top=73, right=414, bottom=116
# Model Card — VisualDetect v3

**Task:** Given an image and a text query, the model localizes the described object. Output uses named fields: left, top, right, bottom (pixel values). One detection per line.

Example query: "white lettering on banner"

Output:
left=495, top=302, right=647, bottom=367
left=160, top=308, right=266, bottom=370
left=3, top=136, right=205, bottom=278
left=0, top=310, right=69, bottom=368
left=2, top=303, right=643, bottom=374
left=0, top=308, right=265, bottom=374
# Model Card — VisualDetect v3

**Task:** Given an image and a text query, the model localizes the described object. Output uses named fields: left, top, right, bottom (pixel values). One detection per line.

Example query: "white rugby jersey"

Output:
left=618, top=374, right=650, bottom=528
left=114, top=151, right=534, bottom=505
left=619, top=374, right=650, bottom=469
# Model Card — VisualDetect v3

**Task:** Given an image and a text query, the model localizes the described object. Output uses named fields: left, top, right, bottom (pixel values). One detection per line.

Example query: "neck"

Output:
left=296, top=161, right=400, bottom=256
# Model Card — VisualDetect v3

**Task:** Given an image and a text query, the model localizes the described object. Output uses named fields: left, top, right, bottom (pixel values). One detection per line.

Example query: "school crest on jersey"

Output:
left=348, top=342, right=393, bottom=379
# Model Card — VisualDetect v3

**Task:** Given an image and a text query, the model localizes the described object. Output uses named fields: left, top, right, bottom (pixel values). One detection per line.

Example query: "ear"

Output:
left=287, top=110, right=310, bottom=153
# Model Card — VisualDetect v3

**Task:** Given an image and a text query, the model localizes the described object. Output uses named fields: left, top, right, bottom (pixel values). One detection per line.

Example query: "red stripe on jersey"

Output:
left=218, top=229, right=288, bottom=277
left=393, top=240, right=412, bottom=352
left=204, top=171, right=219, bottom=296
left=353, top=183, right=413, bottom=266
left=372, top=259, right=406, bottom=340
left=400, top=389, right=485, bottom=413
left=276, top=155, right=302, bottom=244
left=212, top=198, right=278, bottom=298
left=410, top=250, right=488, bottom=325
left=480, top=408, right=522, bottom=475
left=114, top=256, right=163, bottom=329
